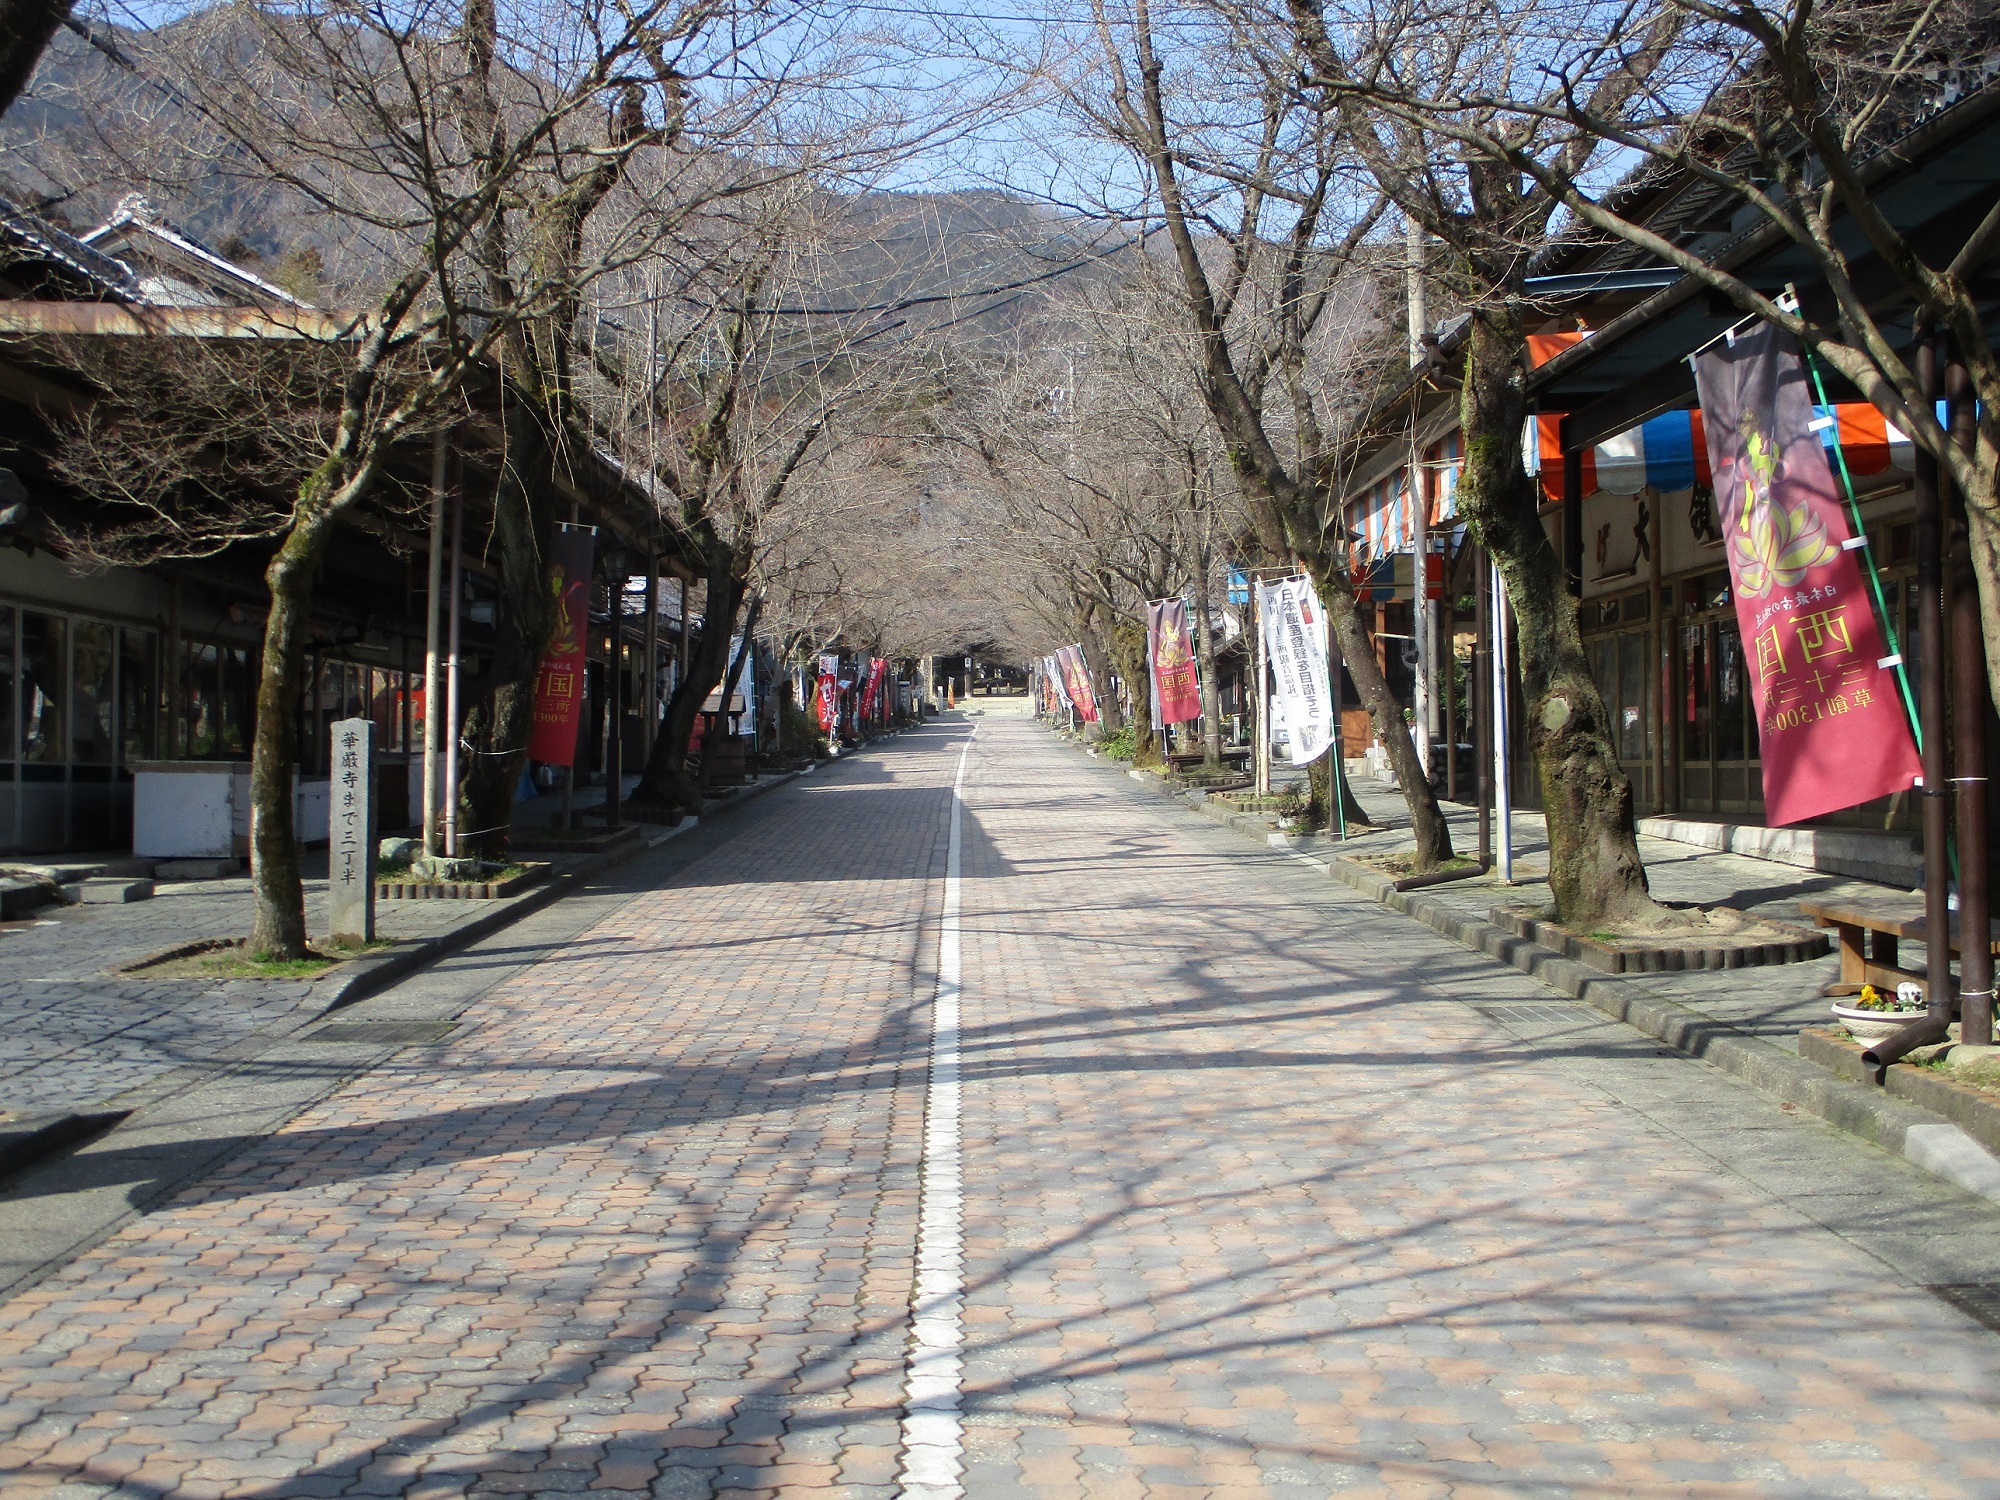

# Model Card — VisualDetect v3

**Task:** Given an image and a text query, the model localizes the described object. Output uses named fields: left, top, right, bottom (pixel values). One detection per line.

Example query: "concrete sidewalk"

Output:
left=0, top=766, right=804, bottom=1155
left=1072, top=732, right=2000, bottom=1208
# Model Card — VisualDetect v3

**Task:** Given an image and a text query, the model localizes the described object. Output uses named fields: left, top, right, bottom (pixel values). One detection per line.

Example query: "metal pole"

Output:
left=422, top=433, right=445, bottom=857
left=1328, top=612, right=1347, bottom=840
left=1917, top=328, right=1952, bottom=1018
left=1948, top=340, right=1992, bottom=1046
left=1873, top=327, right=1958, bottom=1067
left=1474, top=543, right=1491, bottom=866
left=442, top=480, right=464, bottom=858
left=1254, top=581, right=1270, bottom=797
left=1492, top=557, right=1513, bottom=882
left=606, top=567, right=623, bottom=830
left=642, top=558, right=659, bottom=760
left=1412, top=459, right=1431, bottom=776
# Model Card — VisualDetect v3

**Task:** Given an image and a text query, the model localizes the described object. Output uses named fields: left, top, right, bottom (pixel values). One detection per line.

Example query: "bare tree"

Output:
left=1047, top=0, right=1454, bottom=863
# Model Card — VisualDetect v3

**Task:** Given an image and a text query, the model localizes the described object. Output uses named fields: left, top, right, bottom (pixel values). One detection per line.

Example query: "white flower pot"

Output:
left=1830, top=1002, right=1921, bottom=1045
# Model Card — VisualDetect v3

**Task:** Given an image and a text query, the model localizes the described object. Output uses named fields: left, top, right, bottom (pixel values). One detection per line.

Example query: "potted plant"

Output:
left=1831, top=983, right=1927, bottom=1044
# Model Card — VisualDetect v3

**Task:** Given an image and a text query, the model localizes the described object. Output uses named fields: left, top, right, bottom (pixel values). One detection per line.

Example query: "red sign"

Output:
left=1057, top=644, right=1098, bottom=722
left=526, top=529, right=595, bottom=765
left=863, top=658, right=888, bottom=722
left=1693, top=325, right=1919, bottom=825
left=1146, top=599, right=1202, bottom=724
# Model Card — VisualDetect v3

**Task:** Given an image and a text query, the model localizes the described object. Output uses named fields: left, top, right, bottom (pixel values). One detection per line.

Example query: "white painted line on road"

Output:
left=897, top=725, right=974, bottom=1500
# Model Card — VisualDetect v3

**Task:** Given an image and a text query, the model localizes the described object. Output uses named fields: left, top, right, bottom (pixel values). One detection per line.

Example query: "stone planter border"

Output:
left=1490, top=905, right=1830, bottom=974
left=377, top=863, right=551, bottom=901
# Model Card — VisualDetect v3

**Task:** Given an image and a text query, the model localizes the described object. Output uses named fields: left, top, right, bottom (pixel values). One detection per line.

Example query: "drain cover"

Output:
left=1928, top=1284, right=2000, bottom=1333
left=302, top=1021, right=460, bottom=1045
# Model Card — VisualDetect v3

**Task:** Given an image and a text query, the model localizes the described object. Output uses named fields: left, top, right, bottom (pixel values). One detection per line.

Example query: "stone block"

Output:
left=70, top=878, right=155, bottom=905
left=155, top=858, right=238, bottom=880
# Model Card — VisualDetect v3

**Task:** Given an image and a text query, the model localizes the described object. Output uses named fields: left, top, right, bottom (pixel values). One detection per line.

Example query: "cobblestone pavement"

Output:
left=0, top=858, right=514, bottom=1117
left=1289, top=776, right=1889, bottom=1050
left=5, top=710, right=2000, bottom=1496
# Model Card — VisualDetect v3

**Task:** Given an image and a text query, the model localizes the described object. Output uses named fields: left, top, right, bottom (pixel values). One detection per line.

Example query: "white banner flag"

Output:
left=1259, top=575, right=1333, bottom=766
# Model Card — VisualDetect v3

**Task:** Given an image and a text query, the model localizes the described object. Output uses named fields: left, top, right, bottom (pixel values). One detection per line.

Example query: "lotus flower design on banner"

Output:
left=1726, top=409, right=1839, bottom=598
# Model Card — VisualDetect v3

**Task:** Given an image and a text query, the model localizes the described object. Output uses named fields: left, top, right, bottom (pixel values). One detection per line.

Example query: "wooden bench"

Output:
left=1166, top=748, right=1251, bottom=770
left=1796, top=894, right=2000, bottom=1001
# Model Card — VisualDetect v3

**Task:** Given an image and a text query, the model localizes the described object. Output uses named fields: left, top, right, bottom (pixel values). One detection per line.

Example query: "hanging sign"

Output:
left=864, top=658, right=888, bottom=721
left=1693, top=324, right=1920, bottom=824
left=815, top=653, right=840, bottom=732
left=1057, top=644, right=1098, bottom=722
left=1147, top=599, right=1203, bottom=725
left=1045, top=654, right=1072, bottom=713
left=1258, top=575, right=1333, bottom=765
left=526, top=529, right=595, bottom=765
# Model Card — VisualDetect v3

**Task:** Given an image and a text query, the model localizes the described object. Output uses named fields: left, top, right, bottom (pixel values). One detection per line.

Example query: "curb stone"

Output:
left=1047, top=723, right=2000, bottom=1209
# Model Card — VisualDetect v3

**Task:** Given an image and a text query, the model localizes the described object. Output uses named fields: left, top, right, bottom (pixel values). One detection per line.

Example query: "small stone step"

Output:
left=0, top=877, right=55, bottom=920
left=63, top=878, right=154, bottom=905
left=154, top=858, right=238, bottom=881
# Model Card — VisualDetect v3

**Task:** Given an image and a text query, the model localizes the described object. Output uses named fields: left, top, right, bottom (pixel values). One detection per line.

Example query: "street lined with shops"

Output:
left=5, top=707, right=2000, bottom=1497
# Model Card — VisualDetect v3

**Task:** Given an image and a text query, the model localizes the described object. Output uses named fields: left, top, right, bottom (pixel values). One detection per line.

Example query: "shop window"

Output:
left=73, top=622, right=116, bottom=764
left=183, top=643, right=218, bottom=756
left=1624, top=588, right=1649, bottom=622
left=1717, top=623, right=1746, bottom=761
left=219, top=646, right=251, bottom=756
left=21, top=612, right=64, bottom=764
left=1619, top=632, right=1648, bottom=761
left=0, top=607, right=15, bottom=763
left=120, top=629, right=156, bottom=763
left=1682, top=622, right=1709, bottom=764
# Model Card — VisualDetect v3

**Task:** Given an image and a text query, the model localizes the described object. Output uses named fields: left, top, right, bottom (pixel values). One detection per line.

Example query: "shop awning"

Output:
left=1529, top=403, right=1918, bottom=504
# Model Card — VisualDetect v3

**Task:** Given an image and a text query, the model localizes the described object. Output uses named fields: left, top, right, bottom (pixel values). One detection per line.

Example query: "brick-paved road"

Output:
left=6, top=710, right=2000, bottom=1497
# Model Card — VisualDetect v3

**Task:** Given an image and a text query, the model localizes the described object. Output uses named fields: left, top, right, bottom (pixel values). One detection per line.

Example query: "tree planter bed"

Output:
left=378, top=864, right=550, bottom=901
left=1490, top=904, right=1830, bottom=974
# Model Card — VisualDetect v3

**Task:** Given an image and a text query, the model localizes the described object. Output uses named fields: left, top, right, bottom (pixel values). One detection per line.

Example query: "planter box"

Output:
left=1801, top=1025, right=2000, bottom=1157
left=377, top=863, right=550, bottom=900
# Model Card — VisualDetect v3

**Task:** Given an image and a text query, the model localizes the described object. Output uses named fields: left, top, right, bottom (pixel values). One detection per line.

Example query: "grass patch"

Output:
left=146, top=938, right=391, bottom=980
left=1353, top=852, right=1479, bottom=879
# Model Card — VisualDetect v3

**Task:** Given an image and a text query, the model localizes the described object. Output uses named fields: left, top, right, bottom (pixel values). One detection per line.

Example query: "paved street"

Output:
left=6, top=708, right=2000, bottom=1497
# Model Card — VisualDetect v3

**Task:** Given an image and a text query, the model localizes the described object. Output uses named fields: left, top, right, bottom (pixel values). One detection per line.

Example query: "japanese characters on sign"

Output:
left=1147, top=599, right=1204, bottom=725
left=525, top=529, right=596, bottom=766
left=1693, top=324, right=1919, bottom=825
left=329, top=716, right=375, bottom=943
left=1258, top=576, right=1334, bottom=766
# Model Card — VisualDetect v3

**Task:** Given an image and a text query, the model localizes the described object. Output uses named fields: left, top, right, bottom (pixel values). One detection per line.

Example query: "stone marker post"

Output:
left=330, top=717, right=376, bottom=944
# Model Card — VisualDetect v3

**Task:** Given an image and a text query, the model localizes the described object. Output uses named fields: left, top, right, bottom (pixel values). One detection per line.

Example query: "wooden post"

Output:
left=642, top=560, right=659, bottom=759
left=1649, top=490, right=1665, bottom=813
left=421, top=433, right=445, bottom=857
left=1948, top=339, right=1992, bottom=1044
left=442, top=481, right=463, bottom=858
left=1916, top=325, right=1953, bottom=1015
left=1561, top=415, right=1584, bottom=597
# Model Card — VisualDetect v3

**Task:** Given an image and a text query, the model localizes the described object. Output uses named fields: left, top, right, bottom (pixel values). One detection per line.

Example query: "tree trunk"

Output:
left=1458, top=309, right=1656, bottom=925
left=460, top=400, right=558, bottom=856
left=0, top=0, right=71, bottom=116
left=1306, top=556, right=1452, bottom=865
left=633, top=547, right=744, bottom=814
left=1111, top=615, right=1158, bottom=763
left=248, top=491, right=338, bottom=959
left=1194, top=567, right=1224, bottom=768
left=1079, top=609, right=1122, bottom=736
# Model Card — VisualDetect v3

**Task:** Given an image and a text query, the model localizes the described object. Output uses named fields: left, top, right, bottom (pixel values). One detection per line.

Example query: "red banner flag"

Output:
left=1147, top=599, right=1203, bottom=724
left=1693, top=325, right=1919, bottom=825
left=815, top=653, right=840, bottom=732
left=864, top=658, right=888, bottom=721
left=526, top=529, right=595, bottom=765
left=1058, top=645, right=1098, bottom=722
